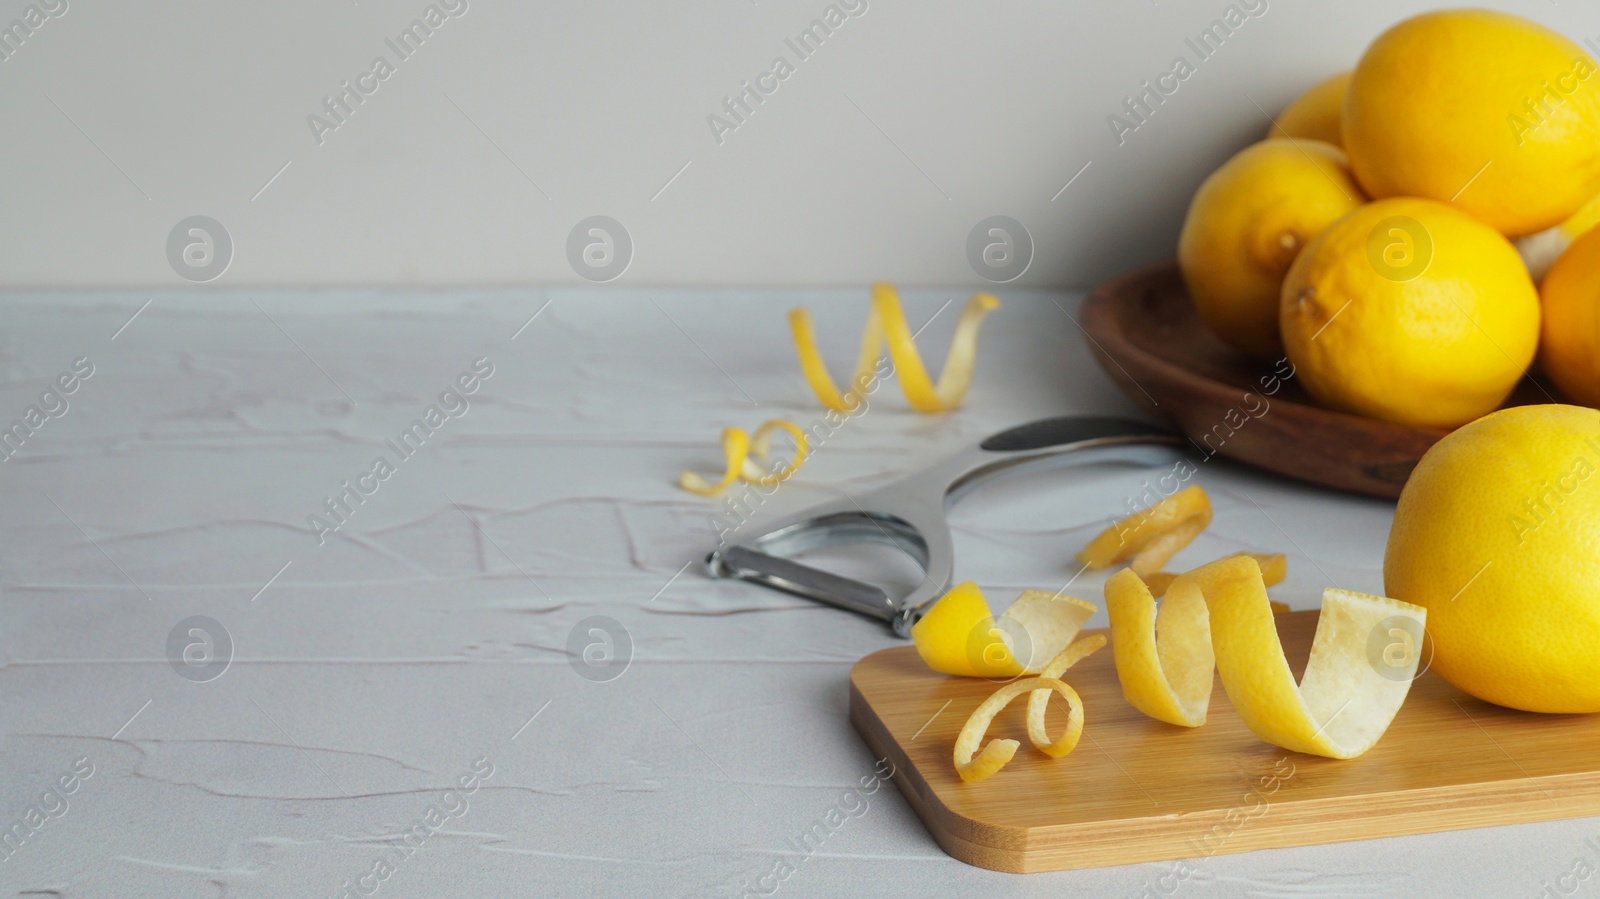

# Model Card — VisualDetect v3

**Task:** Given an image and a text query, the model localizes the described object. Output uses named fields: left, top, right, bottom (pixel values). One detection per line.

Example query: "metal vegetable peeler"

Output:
left=704, top=415, right=1185, bottom=638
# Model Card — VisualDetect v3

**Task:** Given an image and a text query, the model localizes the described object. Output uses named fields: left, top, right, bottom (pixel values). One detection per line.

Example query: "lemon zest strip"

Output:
left=910, top=583, right=1099, bottom=678
left=1190, top=556, right=1425, bottom=759
left=679, top=420, right=808, bottom=496
left=1146, top=552, right=1287, bottom=597
left=789, top=283, right=1000, bottom=413
left=1077, top=485, right=1213, bottom=579
left=678, top=427, right=750, bottom=497
left=739, top=419, right=810, bottom=487
left=1105, top=555, right=1426, bottom=759
left=954, top=676, right=1084, bottom=783
left=909, top=582, right=1024, bottom=678
left=1105, top=568, right=1214, bottom=728
left=1024, top=634, right=1107, bottom=753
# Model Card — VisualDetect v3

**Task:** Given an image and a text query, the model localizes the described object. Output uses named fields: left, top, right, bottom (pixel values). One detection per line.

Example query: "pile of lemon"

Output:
left=1179, top=9, right=1600, bottom=429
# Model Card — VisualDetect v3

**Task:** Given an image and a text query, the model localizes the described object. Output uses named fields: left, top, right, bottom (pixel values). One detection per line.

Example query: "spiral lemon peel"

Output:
left=910, top=583, right=1098, bottom=678
left=1145, top=552, right=1287, bottom=597
left=1024, top=634, right=1107, bottom=752
left=1107, top=556, right=1426, bottom=759
left=954, top=676, right=1087, bottom=783
left=789, top=283, right=1000, bottom=414
left=1197, top=557, right=1426, bottom=759
left=678, top=420, right=809, bottom=496
left=1077, top=485, right=1214, bottom=578
left=1106, top=567, right=1215, bottom=728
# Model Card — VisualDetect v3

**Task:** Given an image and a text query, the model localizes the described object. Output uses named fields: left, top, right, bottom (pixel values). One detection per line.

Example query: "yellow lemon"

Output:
left=1178, top=139, right=1366, bottom=360
left=1279, top=197, right=1539, bottom=429
left=1538, top=227, right=1600, bottom=406
left=1344, top=9, right=1600, bottom=237
left=1267, top=71, right=1351, bottom=147
left=1385, top=404, right=1600, bottom=713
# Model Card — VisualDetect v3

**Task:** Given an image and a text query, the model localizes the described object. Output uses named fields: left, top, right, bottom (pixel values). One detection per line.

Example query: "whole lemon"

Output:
left=1280, top=197, right=1540, bottom=429
left=1385, top=404, right=1600, bottom=713
left=1267, top=72, right=1351, bottom=147
left=1178, top=139, right=1366, bottom=361
left=1344, top=9, right=1600, bottom=237
left=1538, top=227, right=1600, bottom=406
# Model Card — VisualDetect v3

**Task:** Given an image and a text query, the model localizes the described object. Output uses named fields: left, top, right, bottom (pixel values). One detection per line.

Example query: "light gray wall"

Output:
left=0, top=0, right=1593, bottom=288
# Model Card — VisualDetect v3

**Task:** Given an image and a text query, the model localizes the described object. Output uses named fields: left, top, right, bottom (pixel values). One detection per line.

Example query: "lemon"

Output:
left=1343, top=9, right=1600, bottom=237
left=1267, top=71, right=1351, bottom=147
left=1538, top=227, right=1600, bottom=406
left=1279, top=197, right=1540, bottom=429
left=1178, top=139, right=1366, bottom=360
left=1384, top=404, right=1600, bottom=713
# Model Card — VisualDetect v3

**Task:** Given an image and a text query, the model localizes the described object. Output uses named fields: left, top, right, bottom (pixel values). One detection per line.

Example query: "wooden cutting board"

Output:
left=850, top=609, right=1600, bottom=873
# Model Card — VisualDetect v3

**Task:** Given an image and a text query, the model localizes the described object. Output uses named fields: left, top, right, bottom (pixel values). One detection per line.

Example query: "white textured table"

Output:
left=1, top=290, right=1591, bottom=898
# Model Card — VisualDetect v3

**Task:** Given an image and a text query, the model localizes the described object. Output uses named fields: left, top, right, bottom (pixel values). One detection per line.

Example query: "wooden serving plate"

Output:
left=1079, top=261, right=1459, bottom=498
left=850, top=610, right=1600, bottom=873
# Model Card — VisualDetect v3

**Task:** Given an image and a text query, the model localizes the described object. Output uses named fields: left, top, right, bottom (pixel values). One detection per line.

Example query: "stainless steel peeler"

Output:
left=704, top=415, right=1185, bottom=637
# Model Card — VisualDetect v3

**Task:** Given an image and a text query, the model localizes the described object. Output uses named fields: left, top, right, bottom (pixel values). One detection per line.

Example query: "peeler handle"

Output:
left=708, top=545, right=902, bottom=626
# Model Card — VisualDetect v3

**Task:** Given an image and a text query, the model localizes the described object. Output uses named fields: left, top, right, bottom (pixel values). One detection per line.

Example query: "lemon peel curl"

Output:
left=678, top=420, right=809, bottom=496
left=789, top=283, right=999, bottom=414
left=1077, top=485, right=1213, bottom=579
left=1106, top=556, right=1426, bottom=759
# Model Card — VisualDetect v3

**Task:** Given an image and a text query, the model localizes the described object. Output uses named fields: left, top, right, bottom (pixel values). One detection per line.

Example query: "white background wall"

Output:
left=0, top=0, right=1594, bottom=289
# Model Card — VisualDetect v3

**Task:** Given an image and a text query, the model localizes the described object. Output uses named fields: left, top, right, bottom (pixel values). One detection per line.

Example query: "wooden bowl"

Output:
left=1078, top=261, right=1461, bottom=499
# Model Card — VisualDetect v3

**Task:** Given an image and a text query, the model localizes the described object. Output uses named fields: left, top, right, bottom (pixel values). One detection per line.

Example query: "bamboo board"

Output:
left=849, top=609, right=1600, bottom=873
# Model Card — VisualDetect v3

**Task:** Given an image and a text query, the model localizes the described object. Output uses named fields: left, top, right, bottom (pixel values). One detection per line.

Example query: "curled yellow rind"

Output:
left=955, top=676, right=1084, bottom=783
left=1146, top=552, right=1287, bottom=597
left=739, top=419, right=809, bottom=487
left=911, top=582, right=1022, bottom=678
left=679, top=419, right=808, bottom=496
left=788, top=302, right=883, bottom=412
left=1183, top=555, right=1426, bottom=759
left=1143, top=570, right=1179, bottom=597
left=1024, top=634, right=1106, bottom=752
left=789, top=282, right=1000, bottom=414
left=1077, top=485, right=1213, bottom=578
left=678, top=427, right=750, bottom=496
left=910, top=583, right=1098, bottom=678
left=1105, top=568, right=1214, bottom=727
left=1251, top=552, right=1288, bottom=585
left=1002, top=590, right=1098, bottom=674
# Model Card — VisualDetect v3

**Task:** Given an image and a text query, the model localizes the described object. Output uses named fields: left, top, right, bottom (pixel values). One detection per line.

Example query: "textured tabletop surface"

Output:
left=1, top=289, right=1591, bottom=898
